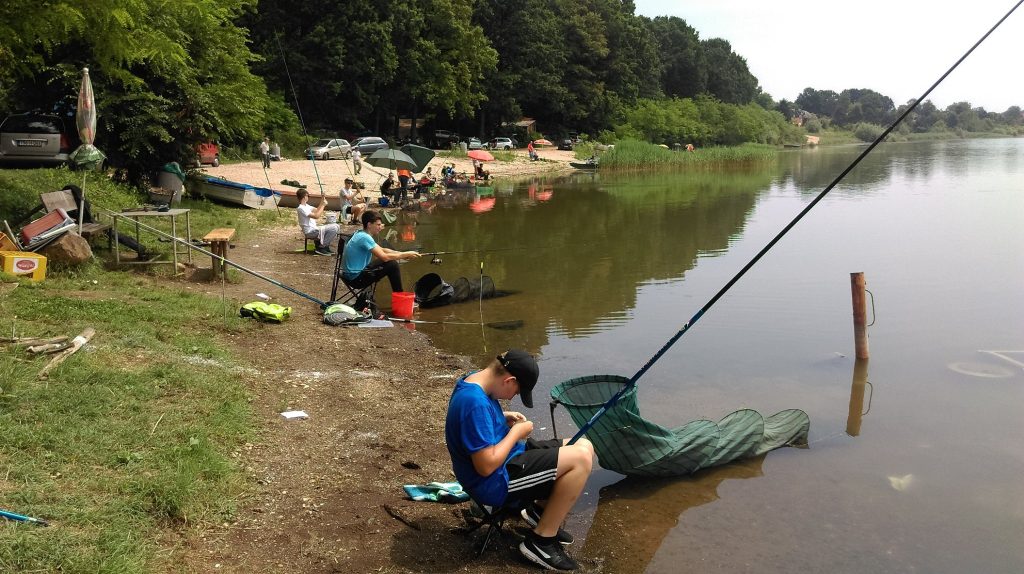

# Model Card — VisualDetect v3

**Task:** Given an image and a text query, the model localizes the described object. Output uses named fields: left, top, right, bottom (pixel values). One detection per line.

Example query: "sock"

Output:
left=533, top=533, right=558, bottom=545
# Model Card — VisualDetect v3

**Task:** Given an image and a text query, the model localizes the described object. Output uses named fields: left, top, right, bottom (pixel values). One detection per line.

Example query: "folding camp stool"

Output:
left=459, top=499, right=524, bottom=558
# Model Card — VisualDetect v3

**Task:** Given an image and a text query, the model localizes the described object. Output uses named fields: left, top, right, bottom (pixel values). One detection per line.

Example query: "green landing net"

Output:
left=550, top=375, right=810, bottom=477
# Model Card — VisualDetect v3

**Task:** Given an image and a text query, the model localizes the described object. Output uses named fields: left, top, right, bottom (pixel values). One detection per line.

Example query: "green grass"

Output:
left=597, top=139, right=776, bottom=171
left=0, top=168, right=264, bottom=572
left=0, top=261, right=254, bottom=573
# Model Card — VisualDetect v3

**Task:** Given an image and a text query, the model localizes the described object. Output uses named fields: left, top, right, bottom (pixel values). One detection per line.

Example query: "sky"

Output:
left=632, top=0, right=1023, bottom=112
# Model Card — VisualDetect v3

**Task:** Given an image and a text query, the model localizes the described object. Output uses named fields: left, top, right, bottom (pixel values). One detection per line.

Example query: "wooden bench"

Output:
left=203, top=228, right=235, bottom=279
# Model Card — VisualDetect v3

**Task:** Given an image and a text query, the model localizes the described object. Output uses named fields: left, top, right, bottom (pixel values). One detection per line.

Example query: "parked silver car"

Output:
left=350, top=136, right=389, bottom=155
left=466, top=137, right=486, bottom=150
left=0, top=112, right=72, bottom=166
left=305, top=138, right=351, bottom=160
left=487, top=137, right=514, bottom=150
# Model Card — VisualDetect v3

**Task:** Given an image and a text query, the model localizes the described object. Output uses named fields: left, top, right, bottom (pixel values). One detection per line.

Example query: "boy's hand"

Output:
left=511, top=420, right=533, bottom=440
left=504, top=411, right=526, bottom=426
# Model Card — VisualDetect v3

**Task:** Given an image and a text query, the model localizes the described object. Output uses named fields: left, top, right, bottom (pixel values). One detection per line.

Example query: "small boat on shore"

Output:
left=274, top=186, right=344, bottom=211
left=186, top=176, right=280, bottom=209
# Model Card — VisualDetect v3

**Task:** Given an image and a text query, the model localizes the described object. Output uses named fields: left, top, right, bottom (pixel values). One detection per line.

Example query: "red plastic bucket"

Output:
left=391, top=291, right=415, bottom=318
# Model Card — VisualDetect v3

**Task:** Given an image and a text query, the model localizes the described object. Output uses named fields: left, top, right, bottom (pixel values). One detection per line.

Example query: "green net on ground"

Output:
left=550, top=375, right=810, bottom=477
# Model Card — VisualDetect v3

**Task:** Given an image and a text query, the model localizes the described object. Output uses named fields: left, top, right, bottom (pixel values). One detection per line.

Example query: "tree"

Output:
left=0, top=0, right=277, bottom=184
left=795, top=88, right=839, bottom=117
left=645, top=16, right=706, bottom=99
left=701, top=38, right=758, bottom=105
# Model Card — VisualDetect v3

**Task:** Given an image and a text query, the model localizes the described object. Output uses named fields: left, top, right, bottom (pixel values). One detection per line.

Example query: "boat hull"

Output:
left=570, top=161, right=598, bottom=171
left=187, top=177, right=280, bottom=209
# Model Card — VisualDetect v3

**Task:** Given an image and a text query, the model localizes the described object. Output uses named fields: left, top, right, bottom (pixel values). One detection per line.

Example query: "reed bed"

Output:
left=597, top=140, right=776, bottom=171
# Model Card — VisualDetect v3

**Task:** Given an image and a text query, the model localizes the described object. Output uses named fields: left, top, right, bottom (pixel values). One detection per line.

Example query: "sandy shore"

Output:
left=196, top=147, right=578, bottom=199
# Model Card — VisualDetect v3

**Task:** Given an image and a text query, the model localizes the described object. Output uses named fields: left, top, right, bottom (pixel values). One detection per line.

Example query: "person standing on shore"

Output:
left=351, top=147, right=362, bottom=175
left=260, top=137, right=271, bottom=168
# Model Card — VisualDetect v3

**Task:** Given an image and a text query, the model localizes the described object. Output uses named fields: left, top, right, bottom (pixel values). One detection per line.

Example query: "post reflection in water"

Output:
left=581, top=456, right=766, bottom=572
left=846, top=358, right=871, bottom=437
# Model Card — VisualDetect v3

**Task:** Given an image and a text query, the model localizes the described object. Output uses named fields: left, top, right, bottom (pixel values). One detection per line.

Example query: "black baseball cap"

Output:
left=497, top=349, right=538, bottom=408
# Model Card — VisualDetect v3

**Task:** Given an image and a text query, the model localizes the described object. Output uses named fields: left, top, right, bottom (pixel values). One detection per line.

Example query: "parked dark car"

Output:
left=350, top=136, right=389, bottom=155
left=0, top=112, right=72, bottom=167
left=432, top=130, right=460, bottom=149
left=557, top=138, right=575, bottom=151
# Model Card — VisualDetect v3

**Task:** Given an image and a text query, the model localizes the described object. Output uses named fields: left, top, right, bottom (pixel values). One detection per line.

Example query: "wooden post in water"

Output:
left=846, top=358, right=870, bottom=437
left=850, top=272, right=869, bottom=359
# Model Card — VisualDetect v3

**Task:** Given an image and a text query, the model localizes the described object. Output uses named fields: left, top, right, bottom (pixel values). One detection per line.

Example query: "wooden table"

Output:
left=112, top=208, right=192, bottom=272
left=203, top=227, right=235, bottom=280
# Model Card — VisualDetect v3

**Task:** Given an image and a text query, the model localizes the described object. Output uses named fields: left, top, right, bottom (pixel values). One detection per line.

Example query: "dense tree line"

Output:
left=793, top=87, right=1022, bottom=136
left=1, top=0, right=1019, bottom=179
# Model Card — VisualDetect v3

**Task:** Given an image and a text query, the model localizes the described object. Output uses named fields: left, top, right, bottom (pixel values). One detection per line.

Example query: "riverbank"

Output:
left=198, top=147, right=578, bottom=199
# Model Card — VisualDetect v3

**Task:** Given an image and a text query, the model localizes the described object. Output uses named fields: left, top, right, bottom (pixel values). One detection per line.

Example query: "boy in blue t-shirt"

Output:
left=340, top=210, right=420, bottom=292
left=445, top=350, right=594, bottom=571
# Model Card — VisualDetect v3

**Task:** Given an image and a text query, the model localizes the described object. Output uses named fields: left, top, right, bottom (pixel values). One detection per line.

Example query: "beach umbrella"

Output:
left=366, top=148, right=418, bottom=172
left=69, top=68, right=106, bottom=171
left=400, top=143, right=435, bottom=173
left=467, top=149, right=494, bottom=162
left=68, top=67, right=106, bottom=233
left=533, top=138, right=553, bottom=146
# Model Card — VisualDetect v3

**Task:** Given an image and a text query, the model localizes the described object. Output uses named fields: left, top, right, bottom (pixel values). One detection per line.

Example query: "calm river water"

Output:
left=395, top=138, right=1024, bottom=573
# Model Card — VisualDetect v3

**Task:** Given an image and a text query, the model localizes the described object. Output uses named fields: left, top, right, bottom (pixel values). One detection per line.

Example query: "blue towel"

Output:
left=403, top=481, right=470, bottom=503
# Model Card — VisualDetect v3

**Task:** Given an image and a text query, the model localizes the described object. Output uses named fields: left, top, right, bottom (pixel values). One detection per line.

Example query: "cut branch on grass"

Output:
left=38, top=328, right=95, bottom=380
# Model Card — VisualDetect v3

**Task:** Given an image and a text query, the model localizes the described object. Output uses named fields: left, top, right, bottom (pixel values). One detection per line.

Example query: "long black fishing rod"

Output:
left=274, top=33, right=327, bottom=196
left=385, top=316, right=524, bottom=329
left=99, top=207, right=330, bottom=308
left=568, top=0, right=1024, bottom=445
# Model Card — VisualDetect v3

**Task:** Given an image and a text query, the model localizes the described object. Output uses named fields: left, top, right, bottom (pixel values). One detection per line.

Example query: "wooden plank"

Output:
left=203, top=228, right=236, bottom=242
left=40, top=190, right=77, bottom=213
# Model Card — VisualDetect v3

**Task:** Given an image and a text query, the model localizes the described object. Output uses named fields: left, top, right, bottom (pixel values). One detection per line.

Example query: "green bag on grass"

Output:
left=240, top=302, right=292, bottom=323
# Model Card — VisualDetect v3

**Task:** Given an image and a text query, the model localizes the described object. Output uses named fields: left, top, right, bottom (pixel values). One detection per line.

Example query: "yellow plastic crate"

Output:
left=0, top=251, right=47, bottom=281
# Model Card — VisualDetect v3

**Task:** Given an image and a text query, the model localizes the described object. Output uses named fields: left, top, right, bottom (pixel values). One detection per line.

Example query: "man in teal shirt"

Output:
left=340, top=210, right=420, bottom=292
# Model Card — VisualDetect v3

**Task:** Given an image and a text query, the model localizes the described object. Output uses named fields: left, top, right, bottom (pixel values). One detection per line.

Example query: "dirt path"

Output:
left=176, top=216, right=600, bottom=572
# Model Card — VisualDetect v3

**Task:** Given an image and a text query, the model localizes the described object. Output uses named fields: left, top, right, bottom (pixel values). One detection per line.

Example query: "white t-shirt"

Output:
left=351, top=149, right=361, bottom=162
left=340, top=185, right=358, bottom=208
left=297, top=203, right=317, bottom=234
left=260, top=141, right=270, bottom=154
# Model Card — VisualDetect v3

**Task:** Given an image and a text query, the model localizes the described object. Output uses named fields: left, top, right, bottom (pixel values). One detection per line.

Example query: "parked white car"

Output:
left=487, top=137, right=514, bottom=150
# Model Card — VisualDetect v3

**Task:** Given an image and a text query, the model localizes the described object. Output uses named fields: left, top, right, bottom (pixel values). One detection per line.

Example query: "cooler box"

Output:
left=0, top=251, right=48, bottom=281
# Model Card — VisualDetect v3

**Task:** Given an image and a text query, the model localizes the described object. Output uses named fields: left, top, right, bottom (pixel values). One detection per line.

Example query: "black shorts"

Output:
left=505, top=438, right=562, bottom=505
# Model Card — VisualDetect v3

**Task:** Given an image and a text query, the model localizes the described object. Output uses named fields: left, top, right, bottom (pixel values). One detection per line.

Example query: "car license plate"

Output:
left=16, top=140, right=44, bottom=147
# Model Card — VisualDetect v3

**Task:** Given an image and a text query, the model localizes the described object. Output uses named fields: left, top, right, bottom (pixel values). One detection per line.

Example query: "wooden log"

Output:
left=38, top=327, right=95, bottom=379
left=850, top=272, right=869, bottom=359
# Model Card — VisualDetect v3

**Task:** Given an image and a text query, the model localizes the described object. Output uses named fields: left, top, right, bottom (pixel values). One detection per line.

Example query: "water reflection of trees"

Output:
left=405, top=168, right=773, bottom=360
left=581, top=456, right=766, bottom=572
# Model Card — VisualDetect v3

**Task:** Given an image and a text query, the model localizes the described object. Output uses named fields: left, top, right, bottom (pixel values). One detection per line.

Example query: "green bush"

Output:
left=853, top=122, right=885, bottom=142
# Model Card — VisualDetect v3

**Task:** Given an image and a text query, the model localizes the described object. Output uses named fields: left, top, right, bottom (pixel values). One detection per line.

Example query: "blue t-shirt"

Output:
left=341, top=230, right=376, bottom=280
left=445, top=376, right=526, bottom=506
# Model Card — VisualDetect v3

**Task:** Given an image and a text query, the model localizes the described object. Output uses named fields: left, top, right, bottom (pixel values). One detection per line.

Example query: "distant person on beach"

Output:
left=397, top=168, right=412, bottom=204
left=340, top=210, right=420, bottom=293
left=296, top=188, right=339, bottom=256
left=351, top=148, right=362, bottom=175
left=340, top=177, right=366, bottom=224
left=260, top=137, right=271, bottom=168
left=445, top=350, right=594, bottom=571
left=527, top=141, right=538, bottom=161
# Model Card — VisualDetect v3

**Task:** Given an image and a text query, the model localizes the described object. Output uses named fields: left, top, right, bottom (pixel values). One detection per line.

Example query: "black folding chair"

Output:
left=329, top=234, right=376, bottom=311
